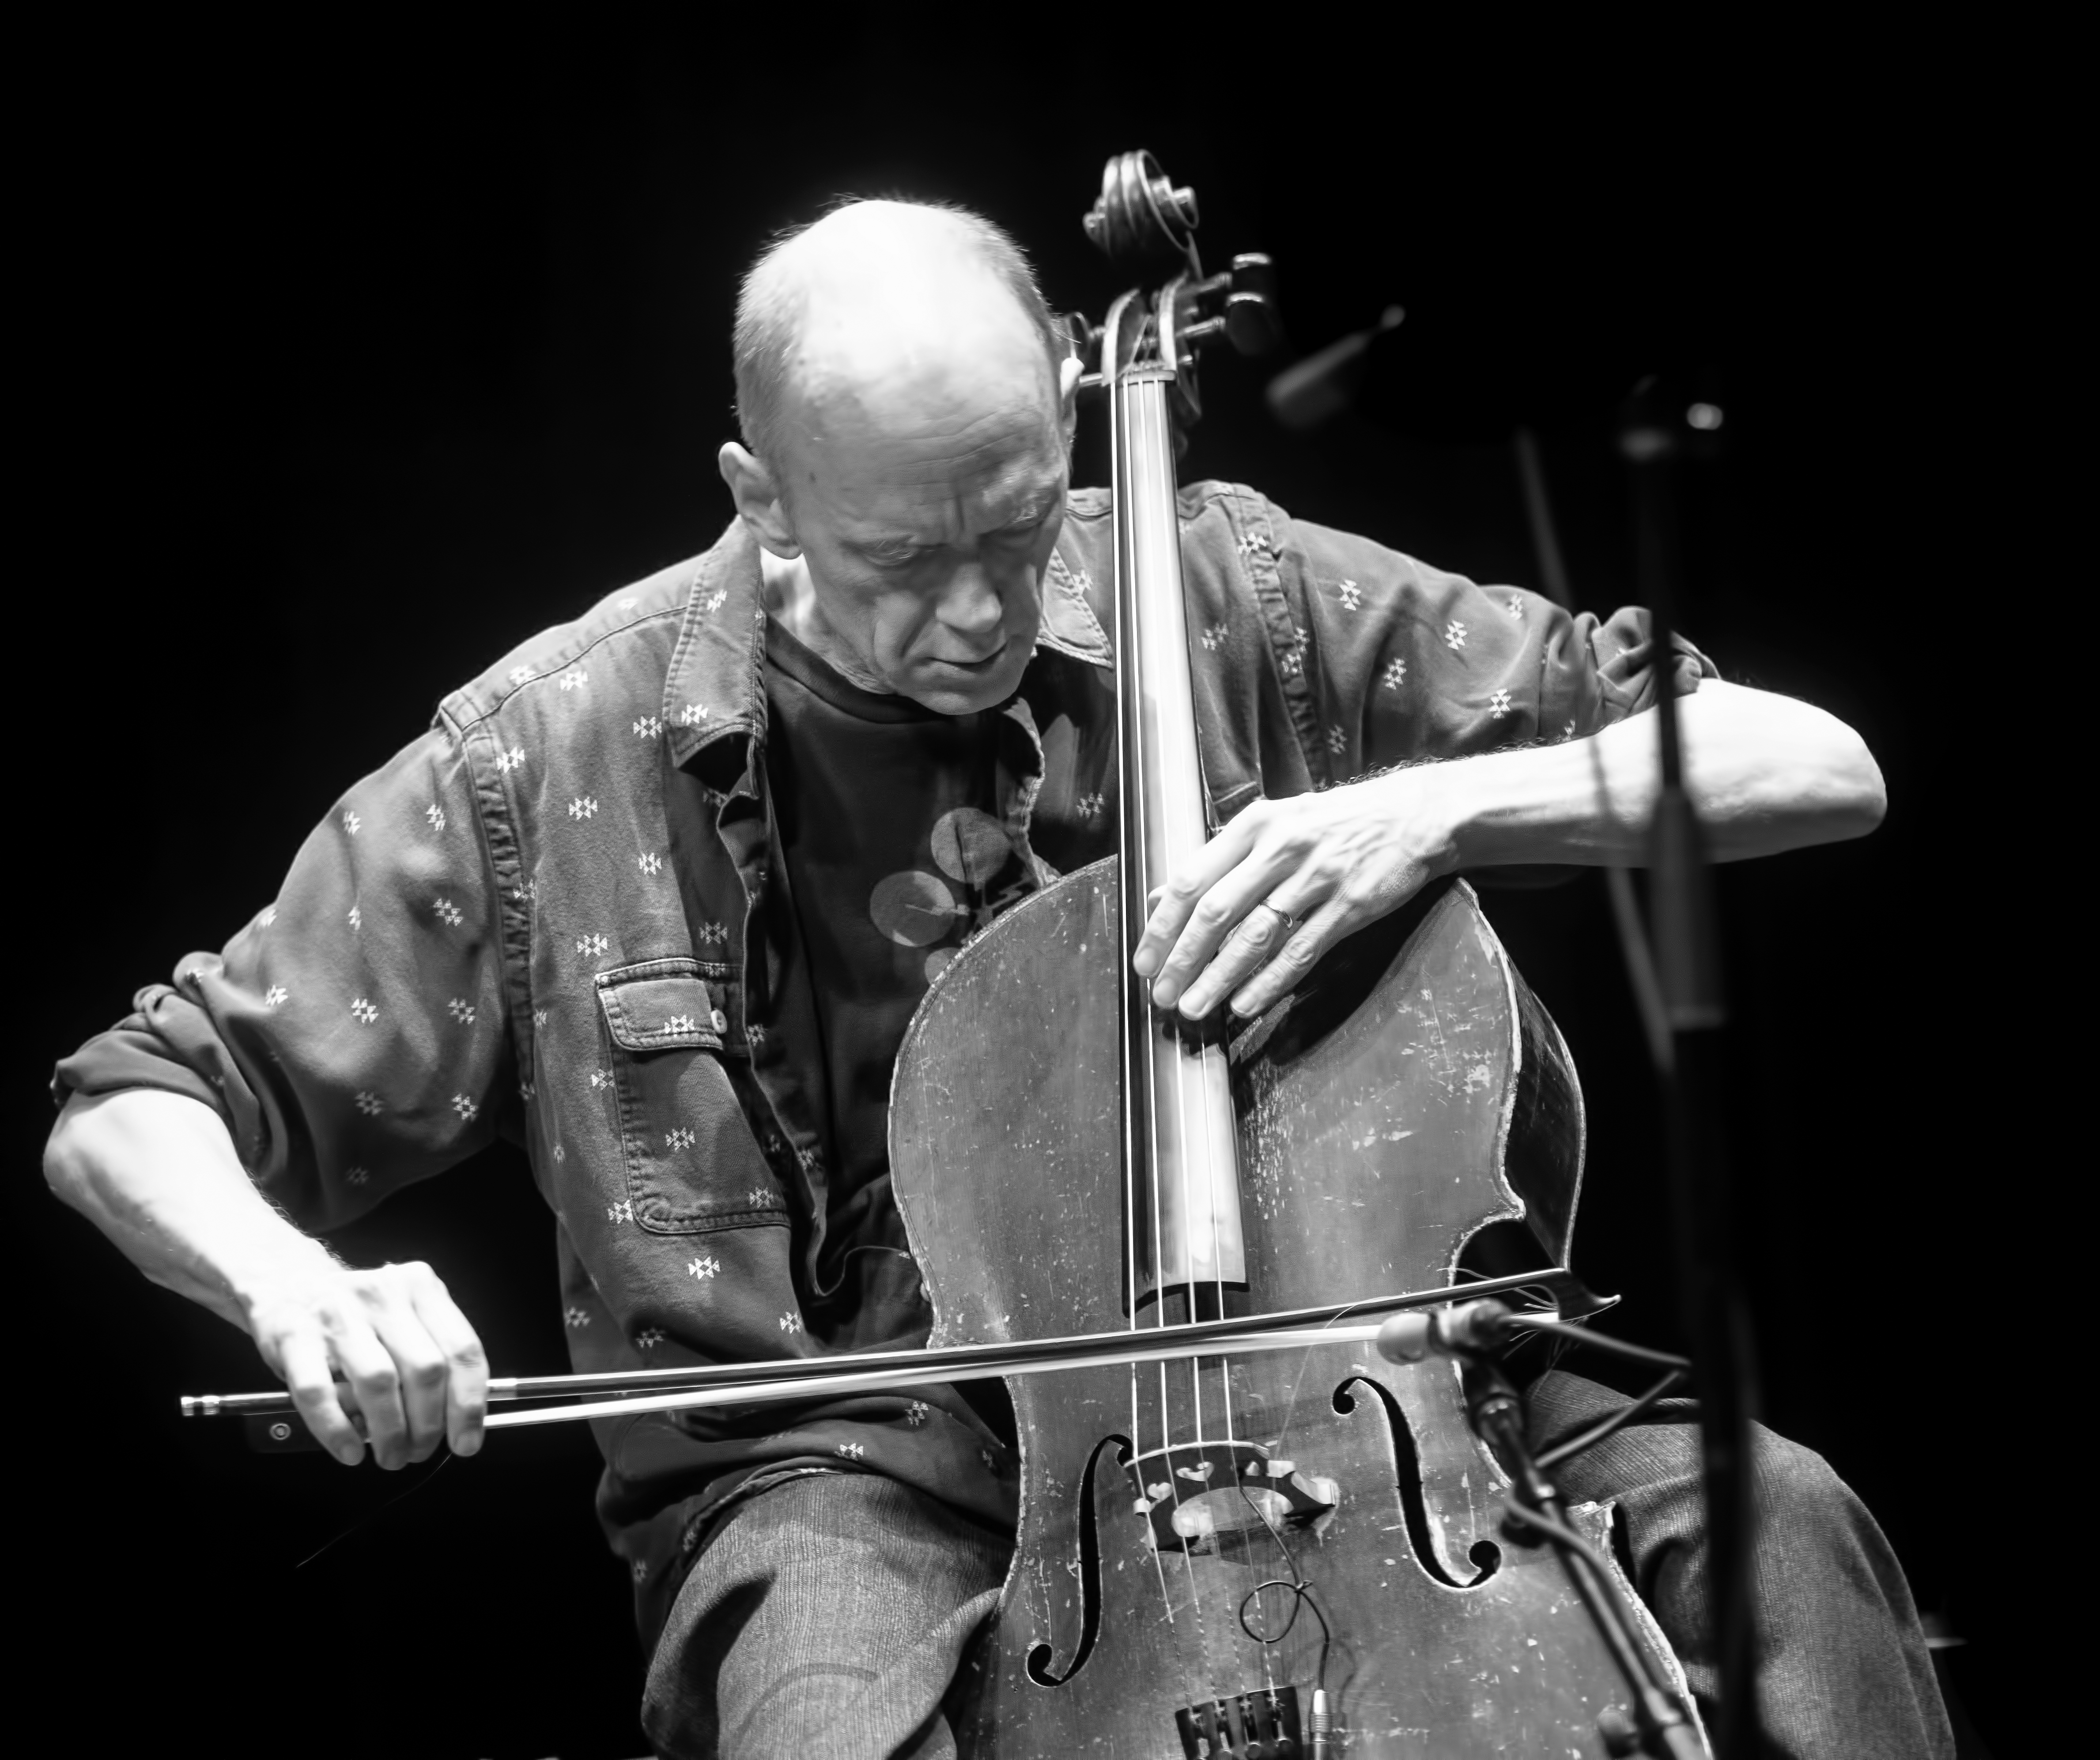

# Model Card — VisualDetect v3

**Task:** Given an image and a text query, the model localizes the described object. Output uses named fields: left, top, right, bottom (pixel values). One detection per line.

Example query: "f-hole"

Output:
left=1335, top=1376, right=1501, bottom=1589
left=1026, top=1432, right=1129, bottom=1688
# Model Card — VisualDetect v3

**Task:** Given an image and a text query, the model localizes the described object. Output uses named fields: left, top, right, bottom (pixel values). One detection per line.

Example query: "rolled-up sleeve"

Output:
left=1278, top=510, right=1714, bottom=776
left=53, top=723, right=512, bottom=1232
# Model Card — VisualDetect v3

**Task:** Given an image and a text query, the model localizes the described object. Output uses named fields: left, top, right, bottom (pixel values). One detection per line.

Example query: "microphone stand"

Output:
left=1616, top=380, right=1761, bottom=1760
left=1462, top=1350, right=1706, bottom=1760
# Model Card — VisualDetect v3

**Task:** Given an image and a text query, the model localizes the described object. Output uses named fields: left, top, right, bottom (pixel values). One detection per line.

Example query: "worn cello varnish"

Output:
left=895, top=867, right=1648, bottom=1755
left=887, top=152, right=1683, bottom=1757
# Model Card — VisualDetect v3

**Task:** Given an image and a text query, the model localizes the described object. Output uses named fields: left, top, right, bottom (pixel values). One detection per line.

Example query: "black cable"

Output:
left=1503, top=1496, right=1704, bottom=1758
left=1236, top=1575, right=1333, bottom=1692
left=1233, top=1478, right=1334, bottom=1691
left=1508, top=1316, right=1690, bottom=1372
left=1534, top=1370, right=1690, bottom=1473
left=1501, top=1496, right=1621, bottom=1583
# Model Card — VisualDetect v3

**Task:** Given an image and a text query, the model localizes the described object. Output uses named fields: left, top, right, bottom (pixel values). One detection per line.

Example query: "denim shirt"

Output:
left=55, top=479, right=1705, bottom=1601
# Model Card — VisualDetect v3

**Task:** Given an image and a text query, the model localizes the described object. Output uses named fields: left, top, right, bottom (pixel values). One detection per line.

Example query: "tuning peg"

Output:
left=1223, top=254, right=1280, bottom=355
left=1168, top=253, right=1281, bottom=363
left=1061, top=311, right=1101, bottom=370
left=1229, top=254, right=1277, bottom=302
left=1224, top=292, right=1278, bottom=357
left=1061, top=310, right=1107, bottom=400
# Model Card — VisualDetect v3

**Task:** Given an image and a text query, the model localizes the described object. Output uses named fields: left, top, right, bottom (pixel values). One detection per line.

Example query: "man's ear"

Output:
left=1058, top=354, right=1082, bottom=451
left=718, top=443, right=801, bottom=558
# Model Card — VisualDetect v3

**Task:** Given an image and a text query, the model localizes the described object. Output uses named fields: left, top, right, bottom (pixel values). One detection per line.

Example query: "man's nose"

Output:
left=939, top=562, right=1005, bottom=642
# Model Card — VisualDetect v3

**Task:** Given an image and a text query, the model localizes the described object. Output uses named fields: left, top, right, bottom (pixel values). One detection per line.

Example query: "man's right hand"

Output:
left=44, top=1089, right=488, bottom=1469
left=243, top=1253, right=488, bottom=1468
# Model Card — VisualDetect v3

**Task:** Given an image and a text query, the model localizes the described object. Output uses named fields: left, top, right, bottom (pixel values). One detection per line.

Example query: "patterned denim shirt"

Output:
left=55, top=479, right=1704, bottom=1609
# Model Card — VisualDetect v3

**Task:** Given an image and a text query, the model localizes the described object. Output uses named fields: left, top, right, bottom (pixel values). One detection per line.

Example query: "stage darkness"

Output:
left=18, top=34, right=2040, bottom=1758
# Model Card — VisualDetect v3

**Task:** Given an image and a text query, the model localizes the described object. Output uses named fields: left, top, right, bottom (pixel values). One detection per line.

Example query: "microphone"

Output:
left=1265, top=305, right=1404, bottom=431
left=1375, top=1299, right=1515, bottom=1364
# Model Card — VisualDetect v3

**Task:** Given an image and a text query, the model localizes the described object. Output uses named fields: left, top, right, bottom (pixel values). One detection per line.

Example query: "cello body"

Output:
left=891, top=860, right=1677, bottom=1756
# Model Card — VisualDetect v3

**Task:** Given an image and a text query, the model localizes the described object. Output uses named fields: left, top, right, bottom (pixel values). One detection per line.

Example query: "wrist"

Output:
left=1365, top=762, right=1466, bottom=878
left=220, top=1225, right=341, bottom=1323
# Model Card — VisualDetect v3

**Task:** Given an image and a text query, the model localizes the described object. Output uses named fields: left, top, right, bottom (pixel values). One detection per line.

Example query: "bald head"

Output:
left=733, top=200, right=1065, bottom=471
left=718, top=199, right=1080, bottom=716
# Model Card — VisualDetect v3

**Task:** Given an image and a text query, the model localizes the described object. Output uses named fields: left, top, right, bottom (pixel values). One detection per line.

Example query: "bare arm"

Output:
left=44, top=1088, right=487, bottom=1467
left=1440, top=678, right=1885, bottom=866
left=1137, top=680, right=1886, bottom=1018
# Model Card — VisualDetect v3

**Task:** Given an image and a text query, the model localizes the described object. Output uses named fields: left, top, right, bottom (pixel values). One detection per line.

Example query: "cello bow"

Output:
left=178, top=1268, right=1612, bottom=1426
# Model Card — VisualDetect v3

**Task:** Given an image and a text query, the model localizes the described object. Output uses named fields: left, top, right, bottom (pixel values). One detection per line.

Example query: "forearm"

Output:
left=1139, top=682, right=1886, bottom=1018
left=43, top=1089, right=335, bottom=1330
left=1429, top=680, right=1887, bottom=870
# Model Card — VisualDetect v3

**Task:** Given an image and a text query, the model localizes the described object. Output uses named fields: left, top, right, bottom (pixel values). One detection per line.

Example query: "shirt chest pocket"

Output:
left=595, top=960, right=788, bottom=1236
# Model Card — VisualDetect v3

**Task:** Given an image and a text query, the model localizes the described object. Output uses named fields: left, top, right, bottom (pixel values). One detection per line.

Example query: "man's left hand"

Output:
left=1132, top=768, right=1454, bottom=1021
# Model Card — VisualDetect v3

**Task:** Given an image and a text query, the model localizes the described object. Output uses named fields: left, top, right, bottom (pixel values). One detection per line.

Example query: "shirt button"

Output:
left=710, top=1009, right=729, bottom=1033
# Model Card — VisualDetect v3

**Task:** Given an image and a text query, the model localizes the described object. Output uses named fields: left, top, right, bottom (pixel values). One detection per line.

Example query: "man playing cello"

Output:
left=45, top=198, right=1947, bottom=1758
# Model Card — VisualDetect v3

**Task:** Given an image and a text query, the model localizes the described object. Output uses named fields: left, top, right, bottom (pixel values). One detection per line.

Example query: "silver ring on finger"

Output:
left=1256, top=898, right=1300, bottom=936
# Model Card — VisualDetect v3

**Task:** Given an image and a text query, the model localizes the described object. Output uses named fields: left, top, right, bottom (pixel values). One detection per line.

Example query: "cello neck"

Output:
left=1106, top=298, right=1247, bottom=1305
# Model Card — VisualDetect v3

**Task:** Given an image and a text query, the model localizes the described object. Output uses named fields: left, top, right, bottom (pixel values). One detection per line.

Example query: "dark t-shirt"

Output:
left=761, top=615, right=1035, bottom=1320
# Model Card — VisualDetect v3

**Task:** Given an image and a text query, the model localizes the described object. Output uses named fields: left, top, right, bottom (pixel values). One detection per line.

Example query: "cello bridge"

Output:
left=1127, top=1439, right=1339, bottom=1555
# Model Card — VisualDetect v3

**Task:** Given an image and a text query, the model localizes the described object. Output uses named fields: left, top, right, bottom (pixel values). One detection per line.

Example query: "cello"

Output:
left=886, top=152, right=1695, bottom=1757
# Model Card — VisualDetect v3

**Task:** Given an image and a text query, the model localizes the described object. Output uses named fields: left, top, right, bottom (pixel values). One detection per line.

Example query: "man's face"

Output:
left=767, top=324, right=1070, bottom=716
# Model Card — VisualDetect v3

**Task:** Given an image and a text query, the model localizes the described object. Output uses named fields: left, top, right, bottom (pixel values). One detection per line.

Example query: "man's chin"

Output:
left=906, top=653, right=1027, bottom=716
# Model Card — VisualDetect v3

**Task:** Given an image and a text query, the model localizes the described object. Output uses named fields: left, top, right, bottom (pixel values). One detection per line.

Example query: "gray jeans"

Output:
left=642, top=1372, right=1952, bottom=1759
left=1529, top=1372, right=1953, bottom=1760
left=642, top=1471, right=1008, bottom=1760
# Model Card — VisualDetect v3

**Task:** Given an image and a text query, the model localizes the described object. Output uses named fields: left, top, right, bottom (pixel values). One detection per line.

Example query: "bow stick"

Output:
left=182, top=1267, right=1610, bottom=1431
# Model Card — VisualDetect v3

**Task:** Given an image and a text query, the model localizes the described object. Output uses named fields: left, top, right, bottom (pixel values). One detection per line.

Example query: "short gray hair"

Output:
left=732, top=197, right=1065, bottom=466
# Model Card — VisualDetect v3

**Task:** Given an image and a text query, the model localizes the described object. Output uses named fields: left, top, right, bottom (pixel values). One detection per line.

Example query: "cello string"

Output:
left=1133, top=346, right=1239, bottom=1707
left=1162, top=920, right=1221, bottom=1700
left=1192, top=969, right=1273, bottom=1697
left=1123, top=354, right=1217, bottom=1702
left=1134, top=372, right=1226, bottom=1705
left=1271, top=1296, right=1382, bottom=1458
left=1147, top=706, right=1216, bottom=1688
left=1250, top=1293, right=1395, bottom=1693
left=1102, top=299, right=1175, bottom=1636
left=1109, top=299, right=1200, bottom=1674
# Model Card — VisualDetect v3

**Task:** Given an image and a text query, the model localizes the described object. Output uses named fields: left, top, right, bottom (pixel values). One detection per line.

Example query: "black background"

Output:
left=18, top=26, right=2050, bottom=1758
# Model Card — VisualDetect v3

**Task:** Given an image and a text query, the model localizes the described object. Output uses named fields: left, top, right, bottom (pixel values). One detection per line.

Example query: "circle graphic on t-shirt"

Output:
left=869, top=870, right=965, bottom=948
left=930, top=807, right=1014, bottom=886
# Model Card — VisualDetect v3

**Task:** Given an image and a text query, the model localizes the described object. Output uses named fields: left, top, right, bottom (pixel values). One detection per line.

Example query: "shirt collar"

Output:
left=664, top=519, right=768, bottom=774
left=1039, top=512, right=1113, bottom=667
left=662, top=510, right=1112, bottom=776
